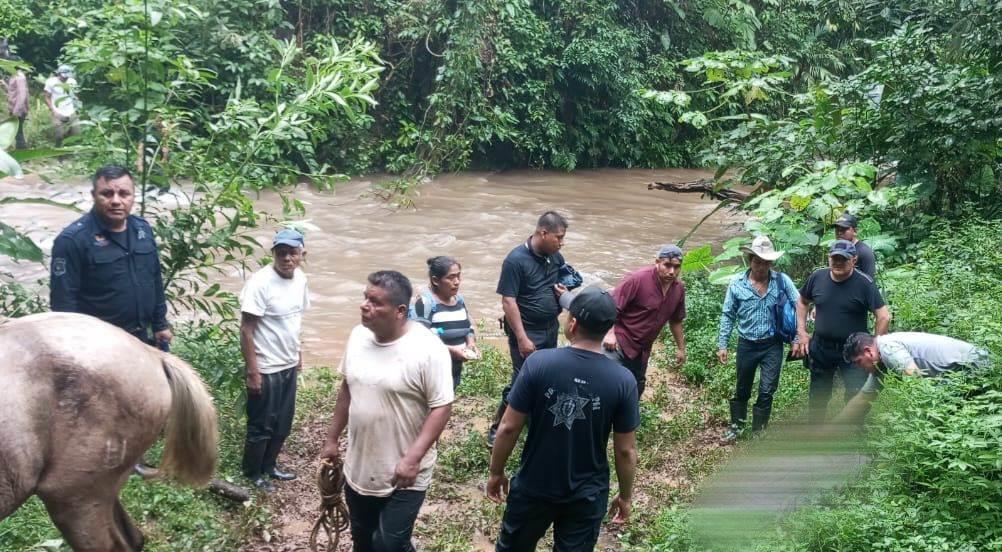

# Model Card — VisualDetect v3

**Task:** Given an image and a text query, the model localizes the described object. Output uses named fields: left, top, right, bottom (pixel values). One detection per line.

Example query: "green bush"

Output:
left=756, top=218, right=1002, bottom=550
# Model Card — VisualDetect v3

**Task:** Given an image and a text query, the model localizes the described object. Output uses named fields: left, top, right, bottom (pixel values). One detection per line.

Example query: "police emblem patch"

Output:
left=137, top=228, right=146, bottom=240
left=94, top=234, right=109, bottom=247
left=53, top=258, right=67, bottom=276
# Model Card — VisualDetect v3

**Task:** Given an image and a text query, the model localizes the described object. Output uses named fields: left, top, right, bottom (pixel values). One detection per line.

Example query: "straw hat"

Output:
left=740, top=235, right=784, bottom=261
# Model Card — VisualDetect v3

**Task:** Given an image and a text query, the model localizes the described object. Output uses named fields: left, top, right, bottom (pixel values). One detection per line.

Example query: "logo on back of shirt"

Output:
left=547, top=389, right=591, bottom=430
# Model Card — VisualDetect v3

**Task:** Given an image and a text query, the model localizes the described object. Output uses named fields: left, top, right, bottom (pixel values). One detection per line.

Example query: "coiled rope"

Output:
left=309, top=457, right=349, bottom=552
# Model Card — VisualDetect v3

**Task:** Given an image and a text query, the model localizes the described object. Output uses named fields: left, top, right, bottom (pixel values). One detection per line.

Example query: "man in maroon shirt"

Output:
left=602, top=244, right=687, bottom=397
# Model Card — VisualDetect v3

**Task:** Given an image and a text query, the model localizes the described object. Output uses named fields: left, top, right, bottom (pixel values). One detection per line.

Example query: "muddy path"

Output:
left=240, top=345, right=736, bottom=552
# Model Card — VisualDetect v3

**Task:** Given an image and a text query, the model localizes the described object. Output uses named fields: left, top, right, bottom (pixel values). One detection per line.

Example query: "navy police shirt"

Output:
left=50, top=211, right=168, bottom=336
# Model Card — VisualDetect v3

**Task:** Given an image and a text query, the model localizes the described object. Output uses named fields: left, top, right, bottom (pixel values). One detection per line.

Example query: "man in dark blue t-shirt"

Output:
left=487, top=286, right=640, bottom=551
left=488, top=211, right=570, bottom=447
left=794, top=240, right=890, bottom=424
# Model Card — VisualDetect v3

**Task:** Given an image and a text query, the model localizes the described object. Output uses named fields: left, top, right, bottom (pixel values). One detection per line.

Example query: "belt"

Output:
left=739, top=336, right=778, bottom=345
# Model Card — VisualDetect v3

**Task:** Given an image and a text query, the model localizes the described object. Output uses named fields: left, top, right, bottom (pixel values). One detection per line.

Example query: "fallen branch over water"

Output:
left=648, top=179, right=750, bottom=202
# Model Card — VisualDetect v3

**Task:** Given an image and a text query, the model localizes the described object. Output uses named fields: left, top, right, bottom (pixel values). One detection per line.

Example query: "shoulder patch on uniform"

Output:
left=53, top=257, right=67, bottom=276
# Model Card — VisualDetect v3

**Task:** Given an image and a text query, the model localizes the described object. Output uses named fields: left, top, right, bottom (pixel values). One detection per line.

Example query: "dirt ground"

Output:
left=239, top=357, right=733, bottom=552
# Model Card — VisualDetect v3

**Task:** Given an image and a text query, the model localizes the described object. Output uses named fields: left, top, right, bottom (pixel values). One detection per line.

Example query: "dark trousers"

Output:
left=495, top=485, right=608, bottom=552
left=14, top=115, right=27, bottom=149
left=612, top=349, right=648, bottom=397
left=733, top=337, right=784, bottom=411
left=242, top=368, right=297, bottom=477
left=806, top=337, right=866, bottom=424
left=345, top=485, right=425, bottom=552
left=491, top=323, right=559, bottom=431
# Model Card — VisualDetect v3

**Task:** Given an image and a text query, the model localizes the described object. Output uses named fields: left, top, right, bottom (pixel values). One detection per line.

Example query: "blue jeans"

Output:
left=345, top=485, right=425, bottom=552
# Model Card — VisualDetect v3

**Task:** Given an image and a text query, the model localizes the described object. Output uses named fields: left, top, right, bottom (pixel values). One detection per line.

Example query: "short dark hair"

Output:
left=843, top=332, right=876, bottom=362
left=536, top=211, right=568, bottom=233
left=368, top=270, right=412, bottom=309
left=573, top=318, right=609, bottom=341
left=427, top=256, right=460, bottom=280
left=92, top=165, right=134, bottom=189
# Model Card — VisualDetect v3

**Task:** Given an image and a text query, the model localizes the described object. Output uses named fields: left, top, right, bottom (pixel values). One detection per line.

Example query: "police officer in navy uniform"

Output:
left=50, top=164, right=172, bottom=348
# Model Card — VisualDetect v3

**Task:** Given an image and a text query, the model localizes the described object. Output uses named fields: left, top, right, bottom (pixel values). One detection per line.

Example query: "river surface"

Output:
left=1, top=168, right=739, bottom=365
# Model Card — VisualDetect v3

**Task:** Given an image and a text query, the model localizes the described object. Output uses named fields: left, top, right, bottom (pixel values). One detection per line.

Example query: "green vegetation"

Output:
left=2, top=0, right=999, bottom=549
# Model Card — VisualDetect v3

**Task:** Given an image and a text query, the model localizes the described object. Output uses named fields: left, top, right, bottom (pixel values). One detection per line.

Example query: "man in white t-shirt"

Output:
left=320, top=270, right=453, bottom=551
left=44, top=64, right=79, bottom=146
left=240, top=228, right=310, bottom=491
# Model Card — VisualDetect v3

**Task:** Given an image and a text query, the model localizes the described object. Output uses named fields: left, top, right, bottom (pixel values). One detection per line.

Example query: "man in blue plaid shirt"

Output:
left=717, top=236, right=800, bottom=441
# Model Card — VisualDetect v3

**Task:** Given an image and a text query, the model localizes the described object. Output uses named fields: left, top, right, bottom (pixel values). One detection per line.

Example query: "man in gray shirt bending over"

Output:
left=836, top=331, right=991, bottom=422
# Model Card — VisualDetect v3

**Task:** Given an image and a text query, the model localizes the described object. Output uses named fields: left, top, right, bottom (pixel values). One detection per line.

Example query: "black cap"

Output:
left=834, top=213, right=859, bottom=228
left=563, top=285, right=617, bottom=333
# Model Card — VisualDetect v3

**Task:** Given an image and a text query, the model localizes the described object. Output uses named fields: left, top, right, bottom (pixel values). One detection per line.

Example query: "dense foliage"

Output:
left=2, top=0, right=1000, bottom=549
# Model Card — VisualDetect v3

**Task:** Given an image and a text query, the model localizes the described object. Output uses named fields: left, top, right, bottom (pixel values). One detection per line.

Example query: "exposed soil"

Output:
left=239, top=356, right=734, bottom=552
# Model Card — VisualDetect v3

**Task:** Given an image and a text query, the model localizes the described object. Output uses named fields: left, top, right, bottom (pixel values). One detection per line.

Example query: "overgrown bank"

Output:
left=639, top=218, right=1002, bottom=551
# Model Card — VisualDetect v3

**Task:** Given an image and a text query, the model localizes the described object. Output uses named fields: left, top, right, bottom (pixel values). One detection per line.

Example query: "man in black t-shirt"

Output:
left=794, top=240, right=891, bottom=423
left=488, top=211, right=570, bottom=447
left=487, top=286, right=640, bottom=551
left=834, top=213, right=877, bottom=279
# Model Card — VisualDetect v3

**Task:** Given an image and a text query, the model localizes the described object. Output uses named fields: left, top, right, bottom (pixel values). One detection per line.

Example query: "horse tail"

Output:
left=158, top=354, right=219, bottom=486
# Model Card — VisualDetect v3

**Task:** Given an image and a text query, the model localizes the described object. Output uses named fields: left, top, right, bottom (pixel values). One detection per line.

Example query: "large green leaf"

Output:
left=0, top=120, right=16, bottom=150
left=0, top=221, right=44, bottom=263
left=709, top=264, right=746, bottom=286
left=682, top=244, right=714, bottom=273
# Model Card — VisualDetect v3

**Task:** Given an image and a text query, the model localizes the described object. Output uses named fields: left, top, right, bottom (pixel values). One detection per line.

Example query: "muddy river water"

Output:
left=1, top=168, right=739, bottom=365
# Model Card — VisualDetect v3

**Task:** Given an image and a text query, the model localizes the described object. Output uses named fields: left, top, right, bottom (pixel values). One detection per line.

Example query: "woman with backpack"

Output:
left=716, top=236, right=800, bottom=442
left=411, top=256, right=478, bottom=390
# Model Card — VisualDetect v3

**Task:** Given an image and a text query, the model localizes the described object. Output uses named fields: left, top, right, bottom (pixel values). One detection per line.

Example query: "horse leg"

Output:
left=113, top=497, right=145, bottom=551
left=38, top=470, right=139, bottom=552
left=0, top=445, right=42, bottom=520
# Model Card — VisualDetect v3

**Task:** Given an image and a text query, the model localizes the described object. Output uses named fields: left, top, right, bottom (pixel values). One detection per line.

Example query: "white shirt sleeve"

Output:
left=424, top=338, right=455, bottom=408
left=239, top=274, right=268, bottom=316
left=302, top=277, right=311, bottom=312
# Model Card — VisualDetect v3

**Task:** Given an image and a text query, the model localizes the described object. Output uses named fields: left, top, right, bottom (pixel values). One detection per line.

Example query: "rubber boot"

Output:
left=242, top=438, right=268, bottom=479
left=723, top=400, right=748, bottom=442
left=729, top=400, right=748, bottom=427
left=262, top=436, right=296, bottom=480
left=752, top=406, right=771, bottom=433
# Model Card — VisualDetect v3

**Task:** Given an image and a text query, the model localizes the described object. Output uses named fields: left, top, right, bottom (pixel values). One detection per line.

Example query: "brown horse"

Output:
left=0, top=312, right=218, bottom=551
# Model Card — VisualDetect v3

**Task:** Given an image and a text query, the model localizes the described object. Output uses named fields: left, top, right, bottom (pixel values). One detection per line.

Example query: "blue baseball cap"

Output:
left=829, top=239, right=857, bottom=258
left=658, top=244, right=684, bottom=260
left=272, top=228, right=304, bottom=249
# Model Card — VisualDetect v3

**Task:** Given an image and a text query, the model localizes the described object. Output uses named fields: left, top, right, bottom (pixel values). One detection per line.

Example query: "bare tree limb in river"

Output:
left=647, top=179, right=751, bottom=202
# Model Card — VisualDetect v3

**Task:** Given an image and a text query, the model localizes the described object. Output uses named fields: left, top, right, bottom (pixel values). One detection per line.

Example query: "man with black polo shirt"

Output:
left=487, top=211, right=569, bottom=447
left=487, top=286, right=640, bottom=550
left=793, top=240, right=890, bottom=423
left=834, top=213, right=876, bottom=279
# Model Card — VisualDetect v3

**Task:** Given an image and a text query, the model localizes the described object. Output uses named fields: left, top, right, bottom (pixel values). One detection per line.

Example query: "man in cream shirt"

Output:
left=321, top=270, right=453, bottom=551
